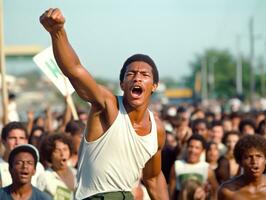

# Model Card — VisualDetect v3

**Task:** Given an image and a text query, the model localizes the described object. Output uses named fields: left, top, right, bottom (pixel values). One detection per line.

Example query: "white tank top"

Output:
left=174, top=160, right=209, bottom=190
left=75, top=96, right=158, bottom=200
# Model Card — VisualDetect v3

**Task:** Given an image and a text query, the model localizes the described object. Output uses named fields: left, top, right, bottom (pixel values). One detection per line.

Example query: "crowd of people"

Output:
left=1, top=7, right=266, bottom=200
left=1, top=90, right=266, bottom=200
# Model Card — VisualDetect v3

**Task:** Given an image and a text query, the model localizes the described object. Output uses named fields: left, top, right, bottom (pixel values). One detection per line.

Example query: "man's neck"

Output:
left=11, top=183, right=32, bottom=199
left=123, top=99, right=149, bottom=122
left=242, top=173, right=265, bottom=187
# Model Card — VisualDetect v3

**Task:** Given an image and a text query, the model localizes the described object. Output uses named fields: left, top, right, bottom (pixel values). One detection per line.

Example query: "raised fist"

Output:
left=40, top=8, right=65, bottom=33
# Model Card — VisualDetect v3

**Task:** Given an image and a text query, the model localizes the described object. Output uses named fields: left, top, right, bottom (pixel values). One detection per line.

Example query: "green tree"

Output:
left=184, top=49, right=251, bottom=100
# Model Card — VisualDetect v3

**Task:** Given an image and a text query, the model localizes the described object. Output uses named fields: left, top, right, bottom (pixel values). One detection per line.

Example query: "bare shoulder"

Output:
left=217, top=176, right=242, bottom=200
left=153, top=112, right=165, bottom=149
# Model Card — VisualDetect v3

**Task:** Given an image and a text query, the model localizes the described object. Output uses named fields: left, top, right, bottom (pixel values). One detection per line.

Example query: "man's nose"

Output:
left=133, top=72, right=142, bottom=81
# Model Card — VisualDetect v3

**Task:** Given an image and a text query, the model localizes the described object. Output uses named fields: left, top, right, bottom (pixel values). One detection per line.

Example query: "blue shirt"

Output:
left=0, top=185, right=52, bottom=200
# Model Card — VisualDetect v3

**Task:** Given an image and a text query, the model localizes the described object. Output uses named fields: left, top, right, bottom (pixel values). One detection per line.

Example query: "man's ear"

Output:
left=120, top=81, right=125, bottom=91
left=152, top=83, right=158, bottom=93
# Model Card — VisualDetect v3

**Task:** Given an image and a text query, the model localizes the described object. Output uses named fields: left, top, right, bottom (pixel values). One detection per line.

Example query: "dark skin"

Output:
left=9, top=152, right=36, bottom=200
left=40, top=8, right=169, bottom=200
left=218, top=148, right=266, bottom=200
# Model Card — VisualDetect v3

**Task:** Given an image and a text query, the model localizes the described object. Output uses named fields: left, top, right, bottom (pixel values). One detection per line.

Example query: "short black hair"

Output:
left=8, top=144, right=39, bottom=168
left=119, top=54, right=159, bottom=84
left=239, top=118, right=256, bottom=133
left=222, top=131, right=240, bottom=144
left=65, top=120, right=85, bottom=136
left=1, top=121, right=28, bottom=141
left=234, top=134, right=266, bottom=164
left=187, top=134, right=207, bottom=150
left=211, top=120, right=223, bottom=128
left=191, top=118, right=208, bottom=134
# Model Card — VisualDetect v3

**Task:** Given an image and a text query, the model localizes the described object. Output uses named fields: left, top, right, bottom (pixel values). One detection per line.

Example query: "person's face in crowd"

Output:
left=4, top=129, right=28, bottom=152
left=120, top=61, right=157, bottom=108
left=225, top=134, right=239, bottom=153
left=222, top=120, right=232, bottom=132
left=35, top=117, right=45, bottom=127
left=210, top=125, right=224, bottom=144
left=194, top=111, right=205, bottom=120
left=187, top=139, right=204, bottom=164
left=30, top=129, right=43, bottom=148
left=194, top=123, right=208, bottom=139
left=166, top=132, right=177, bottom=148
left=206, top=143, right=219, bottom=164
left=241, top=147, right=266, bottom=179
left=10, top=152, right=36, bottom=185
left=259, top=122, right=266, bottom=138
left=51, top=140, right=71, bottom=170
left=231, top=117, right=241, bottom=130
left=242, top=125, right=255, bottom=135
left=180, top=112, right=190, bottom=127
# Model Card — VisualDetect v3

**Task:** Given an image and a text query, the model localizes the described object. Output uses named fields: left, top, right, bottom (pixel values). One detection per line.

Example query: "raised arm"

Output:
left=39, top=8, right=113, bottom=107
left=142, top=117, right=169, bottom=200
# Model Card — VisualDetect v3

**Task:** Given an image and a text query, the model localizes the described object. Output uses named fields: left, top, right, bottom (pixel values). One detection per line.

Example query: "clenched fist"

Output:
left=40, top=8, right=65, bottom=33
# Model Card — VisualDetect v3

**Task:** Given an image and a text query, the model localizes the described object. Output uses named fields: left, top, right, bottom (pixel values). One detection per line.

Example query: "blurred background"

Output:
left=1, top=0, right=266, bottom=120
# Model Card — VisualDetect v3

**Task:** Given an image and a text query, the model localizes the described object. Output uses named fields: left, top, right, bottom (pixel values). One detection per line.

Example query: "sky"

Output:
left=3, top=0, right=266, bottom=82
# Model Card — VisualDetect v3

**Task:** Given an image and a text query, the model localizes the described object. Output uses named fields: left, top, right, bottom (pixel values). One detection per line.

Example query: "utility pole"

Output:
left=258, top=56, right=265, bottom=97
left=0, top=0, right=8, bottom=125
left=201, top=57, right=208, bottom=102
left=236, top=35, right=243, bottom=97
left=208, top=57, right=217, bottom=99
left=249, top=17, right=255, bottom=105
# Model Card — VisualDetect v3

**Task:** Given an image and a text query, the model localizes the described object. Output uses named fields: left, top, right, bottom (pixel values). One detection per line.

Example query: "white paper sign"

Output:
left=33, top=46, right=75, bottom=96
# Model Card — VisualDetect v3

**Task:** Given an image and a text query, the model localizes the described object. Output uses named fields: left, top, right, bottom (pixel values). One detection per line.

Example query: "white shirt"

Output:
left=75, top=96, right=158, bottom=199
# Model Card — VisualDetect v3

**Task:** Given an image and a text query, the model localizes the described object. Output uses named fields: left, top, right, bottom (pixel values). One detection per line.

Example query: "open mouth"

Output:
left=250, top=166, right=260, bottom=174
left=60, top=158, right=67, bottom=165
left=20, top=171, right=29, bottom=178
left=131, top=86, right=143, bottom=97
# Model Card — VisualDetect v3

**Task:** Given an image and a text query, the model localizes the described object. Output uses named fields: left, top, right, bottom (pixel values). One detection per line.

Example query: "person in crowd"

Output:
left=29, top=126, right=46, bottom=151
left=209, top=121, right=226, bottom=156
left=7, top=92, right=20, bottom=123
left=229, top=112, right=241, bottom=131
left=239, top=118, right=256, bottom=136
left=162, top=130, right=179, bottom=184
left=218, top=134, right=266, bottom=199
left=37, top=133, right=76, bottom=199
left=64, top=120, right=85, bottom=168
left=0, top=121, right=44, bottom=187
left=257, top=119, right=266, bottom=138
left=179, top=179, right=206, bottom=200
left=215, top=131, right=240, bottom=184
left=169, top=134, right=218, bottom=200
left=221, top=117, right=233, bottom=133
left=206, top=141, right=219, bottom=171
left=0, top=144, right=51, bottom=200
left=191, top=119, right=209, bottom=141
left=255, top=111, right=265, bottom=128
left=40, top=8, right=169, bottom=200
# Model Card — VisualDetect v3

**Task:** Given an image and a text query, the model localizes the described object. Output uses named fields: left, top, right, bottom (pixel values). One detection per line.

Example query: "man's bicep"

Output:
left=70, top=72, right=114, bottom=107
left=142, top=150, right=162, bottom=180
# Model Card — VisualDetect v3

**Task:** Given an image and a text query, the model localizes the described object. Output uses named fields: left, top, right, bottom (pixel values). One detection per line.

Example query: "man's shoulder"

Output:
left=217, top=176, right=242, bottom=199
left=0, top=185, right=12, bottom=199
left=219, top=175, right=241, bottom=189
left=32, top=186, right=52, bottom=200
